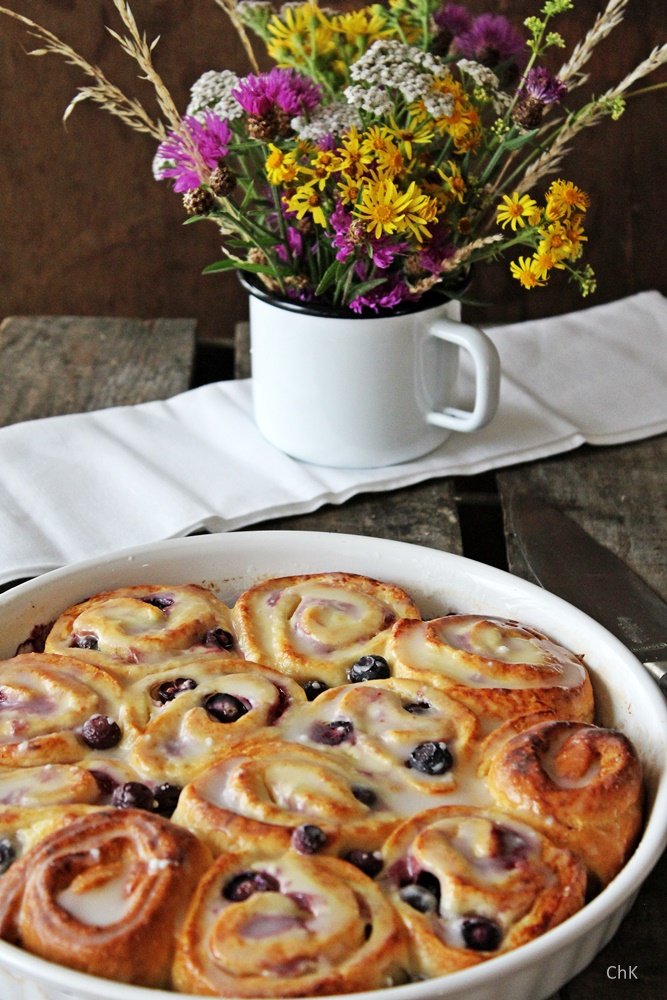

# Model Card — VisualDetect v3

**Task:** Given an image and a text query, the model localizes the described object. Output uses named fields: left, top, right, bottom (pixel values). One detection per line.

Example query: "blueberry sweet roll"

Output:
left=172, top=850, right=409, bottom=996
left=389, top=615, right=594, bottom=724
left=232, top=572, right=421, bottom=688
left=277, top=678, right=482, bottom=800
left=45, top=583, right=238, bottom=682
left=0, top=653, right=126, bottom=767
left=379, top=805, right=586, bottom=978
left=485, top=719, right=643, bottom=886
left=125, top=658, right=305, bottom=785
left=0, top=808, right=212, bottom=988
left=172, top=737, right=402, bottom=858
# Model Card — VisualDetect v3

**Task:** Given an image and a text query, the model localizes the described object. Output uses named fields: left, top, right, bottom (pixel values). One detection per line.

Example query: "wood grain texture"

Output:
left=242, top=478, right=464, bottom=555
left=0, top=1, right=664, bottom=341
left=0, top=315, right=196, bottom=426
left=497, top=437, right=667, bottom=600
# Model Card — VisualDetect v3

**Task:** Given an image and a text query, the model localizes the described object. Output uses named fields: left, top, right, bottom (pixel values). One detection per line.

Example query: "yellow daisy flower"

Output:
left=306, top=149, right=342, bottom=189
left=562, top=213, right=588, bottom=260
left=532, top=248, right=566, bottom=280
left=545, top=180, right=590, bottom=221
left=265, top=145, right=300, bottom=186
left=510, top=256, right=547, bottom=289
left=331, top=7, right=392, bottom=44
left=267, top=1, right=335, bottom=65
left=537, top=222, right=571, bottom=258
left=336, top=127, right=375, bottom=179
left=285, top=181, right=328, bottom=228
left=387, top=112, right=434, bottom=160
left=337, top=176, right=362, bottom=205
left=361, top=125, right=395, bottom=157
left=354, top=177, right=436, bottom=243
left=497, top=192, right=540, bottom=231
left=438, top=160, right=467, bottom=204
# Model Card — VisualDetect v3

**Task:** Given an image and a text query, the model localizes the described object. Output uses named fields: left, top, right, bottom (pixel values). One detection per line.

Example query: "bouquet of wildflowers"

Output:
left=3, top=0, right=664, bottom=313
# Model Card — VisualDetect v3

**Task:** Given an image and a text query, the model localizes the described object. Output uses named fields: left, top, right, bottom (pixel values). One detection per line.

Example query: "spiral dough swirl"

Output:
left=485, top=719, right=643, bottom=884
left=379, top=805, right=586, bottom=978
left=173, top=850, right=409, bottom=996
left=232, top=572, right=421, bottom=686
left=0, top=808, right=211, bottom=987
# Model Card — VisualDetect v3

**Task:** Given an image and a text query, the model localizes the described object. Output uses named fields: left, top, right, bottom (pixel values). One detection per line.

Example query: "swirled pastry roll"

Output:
left=124, top=658, right=306, bottom=785
left=389, top=616, right=594, bottom=724
left=485, top=719, right=643, bottom=886
left=172, top=737, right=403, bottom=858
left=0, top=809, right=212, bottom=988
left=277, top=678, right=482, bottom=799
left=45, top=584, right=237, bottom=682
left=232, top=572, right=421, bottom=687
left=0, top=653, right=126, bottom=767
left=172, top=850, right=409, bottom=996
left=379, top=805, right=586, bottom=978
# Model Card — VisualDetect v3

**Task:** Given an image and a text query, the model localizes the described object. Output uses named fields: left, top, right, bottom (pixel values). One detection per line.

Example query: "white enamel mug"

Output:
left=243, top=278, right=500, bottom=468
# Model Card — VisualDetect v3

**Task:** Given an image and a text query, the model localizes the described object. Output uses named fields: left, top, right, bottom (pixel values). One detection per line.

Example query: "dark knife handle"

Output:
left=642, top=659, right=667, bottom=696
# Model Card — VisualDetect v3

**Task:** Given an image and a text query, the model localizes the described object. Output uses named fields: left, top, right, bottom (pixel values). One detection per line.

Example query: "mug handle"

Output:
left=425, top=317, right=500, bottom=432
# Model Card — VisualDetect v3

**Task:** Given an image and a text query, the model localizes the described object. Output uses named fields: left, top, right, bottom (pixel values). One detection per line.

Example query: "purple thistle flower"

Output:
left=156, top=112, right=232, bottom=192
left=434, top=3, right=473, bottom=38
left=418, top=227, right=456, bottom=275
left=519, top=66, right=567, bottom=105
left=233, top=67, right=321, bottom=118
left=455, top=14, right=527, bottom=70
left=370, top=238, right=409, bottom=270
left=330, top=202, right=356, bottom=262
left=349, top=279, right=414, bottom=315
left=275, top=226, right=304, bottom=263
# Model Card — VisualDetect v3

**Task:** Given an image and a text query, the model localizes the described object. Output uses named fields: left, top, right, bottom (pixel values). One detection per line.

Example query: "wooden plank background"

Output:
left=0, top=0, right=665, bottom=344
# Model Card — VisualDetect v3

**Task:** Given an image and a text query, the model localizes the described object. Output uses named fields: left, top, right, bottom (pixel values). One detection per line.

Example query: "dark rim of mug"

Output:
left=238, top=271, right=469, bottom=320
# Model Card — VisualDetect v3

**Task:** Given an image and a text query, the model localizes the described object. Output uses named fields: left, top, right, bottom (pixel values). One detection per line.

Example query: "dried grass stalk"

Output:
left=0, top=4, right=165, bottom=138
left=558, top=0, right=629, bottom=89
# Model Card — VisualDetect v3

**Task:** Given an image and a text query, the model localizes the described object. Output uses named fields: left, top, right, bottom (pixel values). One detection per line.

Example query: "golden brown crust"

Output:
left=378, top=805, right=587, bottom=978
left=485, top=720, right=644, bottom=884
left=389, top=616, right=594, bottom=723
left=232, top=572, right=421, bottom=686
left=0, top=808, right=212, bottom=988
left=172, top=850, right=410, bottom=996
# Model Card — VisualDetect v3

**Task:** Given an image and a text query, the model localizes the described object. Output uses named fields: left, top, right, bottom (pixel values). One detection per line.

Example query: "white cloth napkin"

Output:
left=1, top=290, right=666, bottom=585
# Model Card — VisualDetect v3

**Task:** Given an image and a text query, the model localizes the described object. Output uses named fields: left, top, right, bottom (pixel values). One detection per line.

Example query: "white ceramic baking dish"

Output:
left=0, top=530, right=665, bottom=1000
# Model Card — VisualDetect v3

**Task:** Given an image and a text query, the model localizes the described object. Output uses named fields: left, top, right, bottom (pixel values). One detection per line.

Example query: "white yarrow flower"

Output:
left=292, top=101, right=361, bottom=142
left=186, top=69, right=243, bottom=121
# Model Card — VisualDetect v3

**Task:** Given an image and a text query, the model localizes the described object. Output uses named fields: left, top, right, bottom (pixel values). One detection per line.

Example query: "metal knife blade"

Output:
left=508, top=493, right=667, bottom=693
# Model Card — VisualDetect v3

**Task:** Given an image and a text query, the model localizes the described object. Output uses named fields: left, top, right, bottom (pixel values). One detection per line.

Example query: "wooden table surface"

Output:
left=1, top=314, right=665, bottom=998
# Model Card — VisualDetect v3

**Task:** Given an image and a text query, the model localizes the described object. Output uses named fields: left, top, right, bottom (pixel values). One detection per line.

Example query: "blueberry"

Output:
left=351, top=785, right=377, bottom=807
left=223, top=870, right=280, bottom=901
left=153, top=783, right=182, bottom=817
left=0, top=838, right=16, bottom=874
left=407, top=741, right=453, bottom=775
left=155, top=677, right=197, bottom=704
left=310, top=719, right=353, bottom=746
left=344, top=850, right=383, bottom=878
left=348, top=654, right=391, bottom=683
left=203, top=628, right=235, bottom=650
left=303, top=680, right=328, bottom=701
left=494, top=825, right=528, bottom=869
left=461, top=915, right=502, bottom=951
left=203, top=692, right=249, bottom=723
left=81, top=715, right=122, bottom=750
left=399, top=883, right=438, bottom=913
left=71, top=634, right=98, bottom=650
left=112, top=781, right=156, bottom=811
left=403, top=701, right=430, bottom=714
left=141, top=594, right=174, bottom=611
left=291, top=824, right=327, bottom=855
